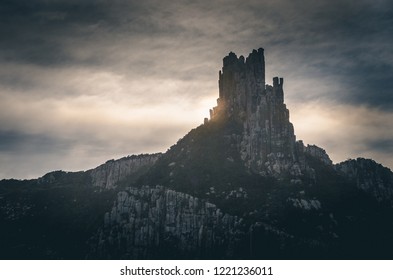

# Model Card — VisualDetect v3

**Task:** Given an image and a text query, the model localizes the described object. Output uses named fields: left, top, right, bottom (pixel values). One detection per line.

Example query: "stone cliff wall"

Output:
left=89, top=185, right=246, bottom=259
left=89, top=154, right=161, bottom=189
left=336, top=158, right=393, bottom=202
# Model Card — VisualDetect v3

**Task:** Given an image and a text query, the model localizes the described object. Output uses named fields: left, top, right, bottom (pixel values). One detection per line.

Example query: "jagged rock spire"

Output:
left=210, top=48, right=305, bottom=178
left=211, top=48, right=266, bottom=121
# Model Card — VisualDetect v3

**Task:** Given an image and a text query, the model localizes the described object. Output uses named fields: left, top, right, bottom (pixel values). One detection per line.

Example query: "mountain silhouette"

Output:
left=1, top=48, right=393, bottom=259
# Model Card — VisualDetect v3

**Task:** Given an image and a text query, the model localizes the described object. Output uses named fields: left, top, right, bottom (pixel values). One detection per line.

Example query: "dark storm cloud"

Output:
left=339, top=62, right=393, bottom=110
left=265, top=0, right=393, bottom=110
left=0, top=0, right=102, bottom=65
left=368, top=139, right=393, bottom=154
left=0, top=0, right=220, bottom=91
left=4, top=0, right=391, bottom=95
left=0, top=0, right=172, bottom=67
left=0, top=130, right=56, bottom=152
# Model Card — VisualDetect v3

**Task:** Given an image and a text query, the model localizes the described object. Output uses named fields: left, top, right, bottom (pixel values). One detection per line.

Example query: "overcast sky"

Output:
left=1, top=0, right=392, bottom=179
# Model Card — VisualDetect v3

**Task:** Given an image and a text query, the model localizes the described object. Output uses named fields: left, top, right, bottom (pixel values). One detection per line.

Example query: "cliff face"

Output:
left=89, top=185, right=304, bottom=259
left=336, top=158, right=393, bottom=202
left=88, top=154, right=161, bottom=189
left=89, top=185, right=245, bottom=259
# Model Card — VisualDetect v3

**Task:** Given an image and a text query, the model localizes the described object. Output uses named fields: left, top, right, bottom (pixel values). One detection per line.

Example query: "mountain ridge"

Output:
left=1, top=48, right=393, bottom=259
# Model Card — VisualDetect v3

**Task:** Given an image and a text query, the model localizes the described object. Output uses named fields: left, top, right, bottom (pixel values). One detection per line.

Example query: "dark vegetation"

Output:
left=0, top=172, right=116, bottom=259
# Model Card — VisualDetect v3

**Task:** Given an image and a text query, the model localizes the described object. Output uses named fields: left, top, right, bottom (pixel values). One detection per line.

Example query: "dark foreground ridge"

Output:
left=1, top=49, right=393, bottom=259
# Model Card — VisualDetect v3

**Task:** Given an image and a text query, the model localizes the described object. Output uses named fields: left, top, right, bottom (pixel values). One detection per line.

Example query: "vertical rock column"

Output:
left=210, top=48, right=302, bottom=177
left=213, top=48, right=265, bottom=121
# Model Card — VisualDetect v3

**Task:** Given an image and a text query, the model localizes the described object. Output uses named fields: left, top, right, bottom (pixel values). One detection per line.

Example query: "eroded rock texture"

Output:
left=89, top=154, right=161, bottom=189
left=336, top=158, right=393, bottom=202
left=89, top=186, right=246, bottom=259
left=209, top=49, right=307, bottom=178
left=305, top=145, right=333, bottom=166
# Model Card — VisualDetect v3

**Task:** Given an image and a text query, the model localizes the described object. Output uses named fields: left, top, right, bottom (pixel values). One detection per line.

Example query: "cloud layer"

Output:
left=1, top=0, right=392, bottom=178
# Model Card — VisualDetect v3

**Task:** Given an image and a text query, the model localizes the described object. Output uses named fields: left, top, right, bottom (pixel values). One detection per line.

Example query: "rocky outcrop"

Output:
left=287, top=198, right=322, bottom=210
left=89, top=185, right=246, bottom=259
left=336, top=158, right=393, bottom=202
left=305, top=145, right=333, bottom=166
left=211, top=49, right=265, bottom=121
left=208, top=49, right=305, bottom=178
left=88, top=154, right=161, bottom=189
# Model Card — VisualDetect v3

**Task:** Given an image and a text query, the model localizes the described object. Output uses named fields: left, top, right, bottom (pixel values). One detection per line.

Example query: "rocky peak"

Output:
left=208, top=49, right=301, bottom=177
left=212, top=48, right=265, bottom=121
left=336, top=158, right=393, bottom=202
left=305, top=145, right=333, bottom=166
